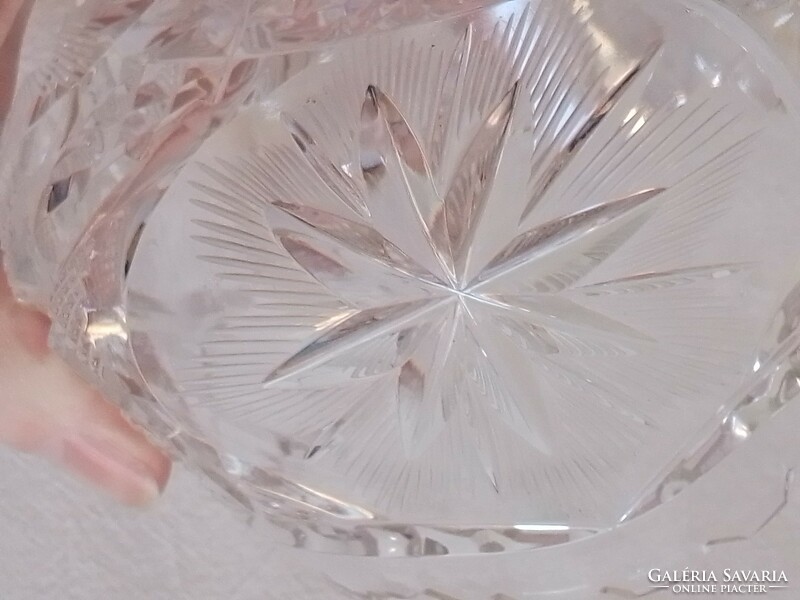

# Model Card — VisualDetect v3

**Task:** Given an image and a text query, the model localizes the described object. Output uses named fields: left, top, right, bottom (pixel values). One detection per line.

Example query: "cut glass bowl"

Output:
left=2, top=0, right=800, bottom=594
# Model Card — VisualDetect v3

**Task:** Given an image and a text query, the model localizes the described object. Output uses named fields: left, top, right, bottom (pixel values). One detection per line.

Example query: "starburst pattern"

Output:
left=159, top=3, right=766, bottom=524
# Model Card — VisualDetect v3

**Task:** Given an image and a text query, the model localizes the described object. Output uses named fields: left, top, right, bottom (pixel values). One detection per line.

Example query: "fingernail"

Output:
left=57, top=433, right=163, bottom=506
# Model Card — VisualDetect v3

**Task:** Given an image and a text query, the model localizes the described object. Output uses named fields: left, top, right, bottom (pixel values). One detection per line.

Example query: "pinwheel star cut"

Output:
left=188, top=11, right=752, bottom=488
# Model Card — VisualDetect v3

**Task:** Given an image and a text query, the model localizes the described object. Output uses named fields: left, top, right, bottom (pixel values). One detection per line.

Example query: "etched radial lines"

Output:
left=518, top=39, right=664, bottom=226
left=185, top=1, right=730, bottom=476
left=108, top=0, right=798, bottom=532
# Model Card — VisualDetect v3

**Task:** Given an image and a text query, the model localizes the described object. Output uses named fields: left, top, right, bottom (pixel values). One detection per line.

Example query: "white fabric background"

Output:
left=0, top=452, right=284, bottom=600
left=1, top=414, right=800, bottom=600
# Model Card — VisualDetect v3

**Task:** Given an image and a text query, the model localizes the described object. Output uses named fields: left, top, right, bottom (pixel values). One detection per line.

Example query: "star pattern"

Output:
left=177, top=2, right=760, bottom=519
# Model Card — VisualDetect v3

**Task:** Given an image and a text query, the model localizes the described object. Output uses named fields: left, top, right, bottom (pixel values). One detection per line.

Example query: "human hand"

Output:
left=0, top=0, right=171, bottom=506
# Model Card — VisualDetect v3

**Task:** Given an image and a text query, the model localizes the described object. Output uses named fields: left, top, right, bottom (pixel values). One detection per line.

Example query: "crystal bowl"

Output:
left=2, top=0, right=800, bottom=595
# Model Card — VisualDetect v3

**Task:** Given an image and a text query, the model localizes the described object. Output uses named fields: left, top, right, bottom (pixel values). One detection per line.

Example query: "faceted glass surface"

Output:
left=3, top=0, right=800, bottom=568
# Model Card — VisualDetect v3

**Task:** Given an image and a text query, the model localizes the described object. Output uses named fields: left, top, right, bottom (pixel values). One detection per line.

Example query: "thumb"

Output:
left=0, top=0, right=29, bottom=120
left=0, top=263, right=171, bottom=506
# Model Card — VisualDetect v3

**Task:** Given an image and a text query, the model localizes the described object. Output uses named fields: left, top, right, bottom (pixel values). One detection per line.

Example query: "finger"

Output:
left=0, top=0, right=26, bottom=43
left=0, top=263, right=171, bottom=506
left=0, top=0, right=29, bottom=120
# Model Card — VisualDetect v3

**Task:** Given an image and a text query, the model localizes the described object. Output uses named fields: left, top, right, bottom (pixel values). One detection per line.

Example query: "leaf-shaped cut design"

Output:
left=276, top=229, right=439, bottom=308
left=202, top=156, right=434, bottom=282
left=458, top=316, right=553, bottom=456
left=262, top=298, right=451, bottom=388
left=396, top=303, right=459, bottom=458
left=359, top=85, right=453, bottom=282
left=446, top=83, right=519, bottom=281
left=473, top=188, right=665, bottom=292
